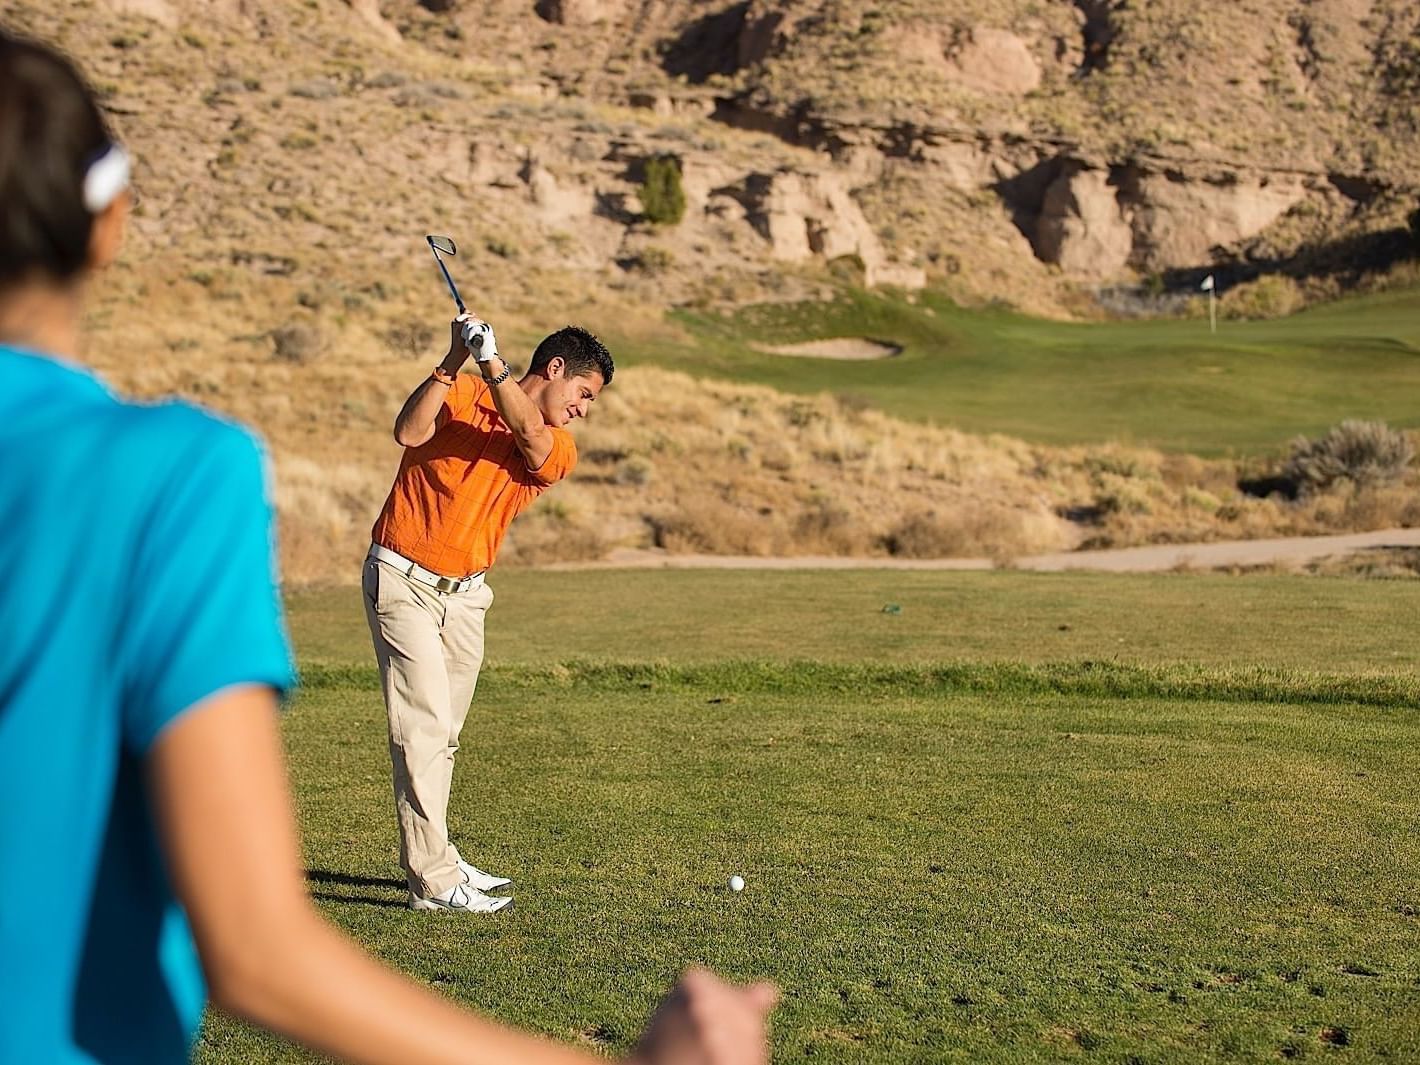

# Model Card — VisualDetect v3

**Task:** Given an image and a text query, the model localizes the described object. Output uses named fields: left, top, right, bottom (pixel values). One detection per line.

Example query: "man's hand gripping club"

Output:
left=460, top=313, right=499, bottom=366
left=392, top=315, right=500, bottom=448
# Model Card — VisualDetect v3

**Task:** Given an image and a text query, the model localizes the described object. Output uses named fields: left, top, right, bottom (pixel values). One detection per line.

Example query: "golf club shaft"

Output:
left=432, top=252, right=467, bottom=316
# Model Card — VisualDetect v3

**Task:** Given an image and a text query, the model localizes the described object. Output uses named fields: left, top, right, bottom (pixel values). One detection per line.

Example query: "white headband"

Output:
left=82, top=144, right=131, bottom=214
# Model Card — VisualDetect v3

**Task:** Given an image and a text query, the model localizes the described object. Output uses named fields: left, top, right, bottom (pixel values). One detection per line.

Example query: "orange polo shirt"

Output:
left=371, top=374, right=576, bottom=576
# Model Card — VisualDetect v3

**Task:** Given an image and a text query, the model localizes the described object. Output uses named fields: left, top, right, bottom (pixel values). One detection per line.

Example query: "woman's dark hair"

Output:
left=528, top=326, right=614, bottom=384
left=0, top=33, right=113, bottom=286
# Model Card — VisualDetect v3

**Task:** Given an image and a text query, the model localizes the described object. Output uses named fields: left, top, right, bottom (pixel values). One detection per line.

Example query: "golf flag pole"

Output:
left=1201, top=274, right=1216, bottom=334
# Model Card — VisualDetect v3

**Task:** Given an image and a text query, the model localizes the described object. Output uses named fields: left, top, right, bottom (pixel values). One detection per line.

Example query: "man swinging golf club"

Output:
left=365, top=255, right=611, bottom=912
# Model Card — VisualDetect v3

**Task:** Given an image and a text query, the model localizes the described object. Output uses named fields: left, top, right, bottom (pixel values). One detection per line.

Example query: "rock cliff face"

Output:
left=32, top=0, right=1420, bottom=315
left=1012, top=160, right=1309, bottom=276
left=654, top=0, right=1417, bottom=290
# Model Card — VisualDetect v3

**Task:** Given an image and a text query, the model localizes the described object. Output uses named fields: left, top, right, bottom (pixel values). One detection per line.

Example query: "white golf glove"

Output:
left=460, top=316, right=500, bottom=363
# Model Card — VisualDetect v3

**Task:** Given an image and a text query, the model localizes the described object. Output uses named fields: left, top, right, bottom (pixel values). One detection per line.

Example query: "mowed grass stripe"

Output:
left=288, top=570, right=1420, bottom=675
left=202, top=680, right=1420, bottom=1064
left=296, top=660, right=1420, bottom=711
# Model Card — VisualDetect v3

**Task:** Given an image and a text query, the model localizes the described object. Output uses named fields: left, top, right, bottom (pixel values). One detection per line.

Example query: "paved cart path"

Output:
left=543, top=528, right=1420, bottom=573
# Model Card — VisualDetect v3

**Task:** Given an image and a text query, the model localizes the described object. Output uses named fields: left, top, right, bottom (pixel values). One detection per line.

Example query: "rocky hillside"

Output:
left=8, top=0, right=1419, bottom=325
left=4, top=0, right=1419, bottom=581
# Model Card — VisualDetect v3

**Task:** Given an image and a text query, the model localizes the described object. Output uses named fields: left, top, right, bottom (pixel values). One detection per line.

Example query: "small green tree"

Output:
left=638, top=155, right=686, bottom=226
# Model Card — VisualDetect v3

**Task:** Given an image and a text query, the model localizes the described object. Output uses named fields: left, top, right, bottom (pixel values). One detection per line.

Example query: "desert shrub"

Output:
left=1223, top=274, right=1304, bottom=319
left=1410, top=205, right=1420, bottom=254
left=627, top=245, right=675, bottom=274
left=827, top=255, right=866, bottom=282
left=1283, top=420, right=1415, bottom=494
left=499, top=510, right=607, bottom=564
left=384, top=319, right=437, bottom=359
left=638, top=156, right=686, bottom=226
left=645, top=497, right=786, bottom=555
left=271, top=323, right=323, bottom=363
left=1084, top=448, right=1157, bottom=480
left=1182, top=486, right=1222, bottom=513
left=792, top=499, right=870, bottom=554
left=614, top=456, right=653, bottom=486
left=881, top=505, right=1051, bottom=561
left=1093, top=477, right=1152, bottom=516
left=1308, top=547, right=1420, bottom=579
left=289, top=78, right=340, bottom=100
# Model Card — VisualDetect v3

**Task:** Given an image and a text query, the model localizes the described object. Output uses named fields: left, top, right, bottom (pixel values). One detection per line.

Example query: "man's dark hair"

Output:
left=0, top=33, right=113, bottom=287
left=529, top=326, right=614, bottom=385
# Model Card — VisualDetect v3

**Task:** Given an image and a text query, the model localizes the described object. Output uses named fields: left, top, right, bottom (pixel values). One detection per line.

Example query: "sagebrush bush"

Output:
left=1223, top=274, right=1305, bottom=319
left=881, top=505, right=1054, bottom=562
left=1283, top=420, right=1415, bottom=494
left=384, top=318, right=436, bottom=359
left=638, top=156, right=686, bottom=226
left=628, top=245, right=675, bottom=274
left=271, top=323, right=323, bottom=363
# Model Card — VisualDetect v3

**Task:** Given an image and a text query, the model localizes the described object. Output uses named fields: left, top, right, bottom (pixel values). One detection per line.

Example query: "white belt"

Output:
left=367, top=544, right=485, bottom=594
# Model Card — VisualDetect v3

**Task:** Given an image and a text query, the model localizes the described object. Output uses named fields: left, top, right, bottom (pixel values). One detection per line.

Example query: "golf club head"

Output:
left=425, top=234, right=467, bottom=315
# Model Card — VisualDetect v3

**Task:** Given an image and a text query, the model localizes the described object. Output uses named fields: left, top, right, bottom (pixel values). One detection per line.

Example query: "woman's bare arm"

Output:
left=147, top=686, right=776, bottom=1065
left=147, top=686, right=599, bottom=1065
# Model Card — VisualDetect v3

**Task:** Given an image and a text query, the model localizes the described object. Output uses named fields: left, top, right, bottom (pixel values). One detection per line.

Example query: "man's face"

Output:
left=541, top=364, right=604, bottom=428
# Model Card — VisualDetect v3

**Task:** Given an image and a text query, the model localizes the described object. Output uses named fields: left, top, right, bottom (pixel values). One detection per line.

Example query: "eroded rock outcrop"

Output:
left=1025, top=159, right=1308, bottom=273
left=1127, top=171, right=1306, bottom=269
left=535, top=0, right=622, bottom=26
left=729, top=169, right=923, bottom=286
left=944, top=27, right=1043, bottom=96
left=345, top=0, right=401, bottom=43
left=1035, top=164, right=1133, bottom=277
left=100, top=0, right=178, bottom=25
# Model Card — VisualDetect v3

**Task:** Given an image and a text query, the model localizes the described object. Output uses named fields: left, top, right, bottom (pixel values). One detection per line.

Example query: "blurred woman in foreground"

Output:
left=0, top=31, right=774, bottom=1065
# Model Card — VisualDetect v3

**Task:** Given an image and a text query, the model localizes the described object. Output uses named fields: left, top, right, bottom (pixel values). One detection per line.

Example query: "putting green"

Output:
left=602, top=285, right=1420, bottom=454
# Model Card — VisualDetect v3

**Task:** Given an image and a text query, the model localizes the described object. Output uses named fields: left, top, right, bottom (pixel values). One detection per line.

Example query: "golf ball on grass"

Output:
left=729, top=875, right=745, bottom=892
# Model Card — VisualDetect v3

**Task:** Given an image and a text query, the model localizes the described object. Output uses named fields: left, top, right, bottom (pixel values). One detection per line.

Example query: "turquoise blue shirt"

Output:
left=0, top=347, right=295, bottom=1063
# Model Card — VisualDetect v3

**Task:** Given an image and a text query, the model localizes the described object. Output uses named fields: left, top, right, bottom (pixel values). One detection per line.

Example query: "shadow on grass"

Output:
left=306, top=868, right=406, bottom=910
left=310, top=892, right=407, bottom=910
left=307, top=868, right=403, bottom=890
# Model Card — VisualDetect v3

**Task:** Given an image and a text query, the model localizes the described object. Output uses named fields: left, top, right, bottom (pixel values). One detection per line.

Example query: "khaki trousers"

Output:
left=362, top=557, right=494, bottom=898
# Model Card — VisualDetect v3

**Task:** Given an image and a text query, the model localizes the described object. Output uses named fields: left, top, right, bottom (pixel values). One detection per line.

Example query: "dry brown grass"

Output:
left=79, top=316, right=1420, bottom=584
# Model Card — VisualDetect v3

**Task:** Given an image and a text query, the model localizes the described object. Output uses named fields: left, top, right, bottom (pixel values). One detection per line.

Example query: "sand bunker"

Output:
left=757, top=337, right=903, bottom=360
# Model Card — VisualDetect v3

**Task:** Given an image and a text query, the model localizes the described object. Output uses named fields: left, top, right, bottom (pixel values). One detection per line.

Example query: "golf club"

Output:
left=426, top=234, right=467, bottom=316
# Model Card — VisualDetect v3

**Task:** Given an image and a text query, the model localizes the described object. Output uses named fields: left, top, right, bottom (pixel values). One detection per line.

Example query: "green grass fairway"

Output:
left=610, top=285, right=1420, bottom=454
left=197, top=572, right=1420, bottom=1063
left=288, top=570, right=1419, bottom=674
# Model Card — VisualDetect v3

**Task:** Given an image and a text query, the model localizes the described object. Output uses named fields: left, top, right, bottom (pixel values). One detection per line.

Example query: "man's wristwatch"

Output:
left=482, top=362, right=513, bottom=387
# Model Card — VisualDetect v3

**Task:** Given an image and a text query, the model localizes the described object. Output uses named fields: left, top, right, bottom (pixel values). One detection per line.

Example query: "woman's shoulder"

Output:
left=106, top=399, right=271, bottom=498
left=2, top=349, right=265, bottom=462
left=107, top=395, right=259, bottom=452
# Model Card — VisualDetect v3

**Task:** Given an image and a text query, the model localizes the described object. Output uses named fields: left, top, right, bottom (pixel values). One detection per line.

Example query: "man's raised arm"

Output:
left=461, top=318, right=555, bottom=471
left=393, top=318, right=471, bottom=448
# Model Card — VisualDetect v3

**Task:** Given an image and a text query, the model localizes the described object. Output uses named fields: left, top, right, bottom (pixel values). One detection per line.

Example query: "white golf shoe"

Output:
left=409, top=882, right=513, bottom=914
left=458, top=859, right=512, bottom=893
